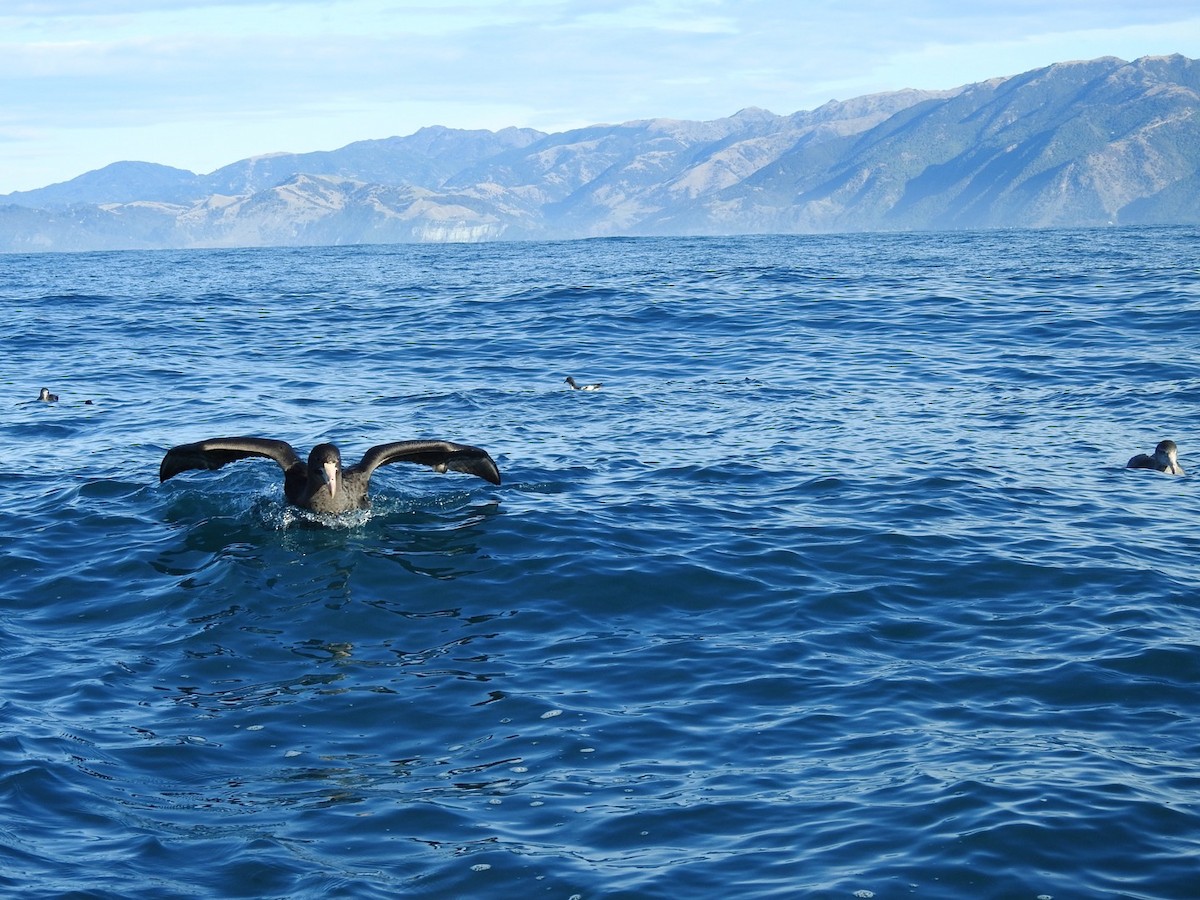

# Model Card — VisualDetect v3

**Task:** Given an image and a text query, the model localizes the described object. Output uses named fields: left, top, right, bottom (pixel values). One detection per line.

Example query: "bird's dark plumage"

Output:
left=160, top=436, right=501, bottom=513
left=38, top=388, right=58, bottom=402
left=1127, top=439, right=1184, bottom=475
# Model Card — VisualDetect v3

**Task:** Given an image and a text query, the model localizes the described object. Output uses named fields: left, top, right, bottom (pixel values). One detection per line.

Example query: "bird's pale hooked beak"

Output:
left=322, top=460, right=338, bottom=497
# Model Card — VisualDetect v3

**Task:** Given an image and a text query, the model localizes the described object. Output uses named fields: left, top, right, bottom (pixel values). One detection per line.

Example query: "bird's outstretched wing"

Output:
left=352, top=440, right=501, bottom=485
left=159, top=437, right=302, bottom=482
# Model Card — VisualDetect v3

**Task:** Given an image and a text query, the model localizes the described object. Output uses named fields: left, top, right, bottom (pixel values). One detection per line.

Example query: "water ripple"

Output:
left=2, top=227, right=1199, bottom=897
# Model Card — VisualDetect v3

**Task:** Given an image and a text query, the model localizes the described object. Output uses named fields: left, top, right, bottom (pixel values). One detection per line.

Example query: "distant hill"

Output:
left=1, top=55, right=1196, bottom=251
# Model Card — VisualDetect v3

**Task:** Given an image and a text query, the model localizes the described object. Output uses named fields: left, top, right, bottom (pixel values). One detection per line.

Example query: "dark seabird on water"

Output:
left=565, top=376, right=602, bottom=391
left=160, top=437, right=501, bottom=513
left=38, top=388, right=58, bottom=402
left=1127, top=439, right=1185, bottom=475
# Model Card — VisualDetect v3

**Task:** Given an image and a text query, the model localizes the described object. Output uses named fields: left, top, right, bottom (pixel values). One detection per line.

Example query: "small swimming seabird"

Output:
left=1127, top=439, right=1185, bottom=475
left=38, top=388, right=58, bottom=402
left=565, top=376, right=602, bottom=391
left=160, top=437, right=501, bottom=514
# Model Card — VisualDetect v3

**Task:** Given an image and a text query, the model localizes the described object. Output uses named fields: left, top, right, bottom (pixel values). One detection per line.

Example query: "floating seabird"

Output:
left=160, top=437, right=501, bottom=513
left=1127, top=439, right=1185, bottom=475
left=565, top=376, right=602, bottom=391
left=38, top=388, right=58, bottom=402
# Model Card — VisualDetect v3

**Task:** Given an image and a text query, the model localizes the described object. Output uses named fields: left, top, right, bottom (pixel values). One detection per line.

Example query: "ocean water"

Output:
left=2, top=227, right=1198, bottom=899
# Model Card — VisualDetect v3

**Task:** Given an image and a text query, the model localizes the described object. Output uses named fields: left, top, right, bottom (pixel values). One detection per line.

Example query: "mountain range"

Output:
left=2, top=54, right=1197, bottom=251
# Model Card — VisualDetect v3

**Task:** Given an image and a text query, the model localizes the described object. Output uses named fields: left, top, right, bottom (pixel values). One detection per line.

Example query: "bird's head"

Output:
left=1156, top=439, right=1182, bottom=474
left=309, top=443, right=342, bottom=498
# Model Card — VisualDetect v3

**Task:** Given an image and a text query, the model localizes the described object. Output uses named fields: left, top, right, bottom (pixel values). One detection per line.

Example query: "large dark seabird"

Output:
left=1126, top=439, right=1185, bottom=475
left=160, top=437, right=501, bottom=513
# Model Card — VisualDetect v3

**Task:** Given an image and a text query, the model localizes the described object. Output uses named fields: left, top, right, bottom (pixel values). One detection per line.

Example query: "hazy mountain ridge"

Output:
left=2, top=55, right=1196, bottom=250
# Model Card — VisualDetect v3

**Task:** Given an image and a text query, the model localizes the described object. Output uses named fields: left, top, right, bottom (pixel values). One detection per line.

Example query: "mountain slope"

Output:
left=2, top=161, right=207, bottom=208
left=0, top=54, right=1196, bottom=250
left=687, top=54, right=1200, bottom=233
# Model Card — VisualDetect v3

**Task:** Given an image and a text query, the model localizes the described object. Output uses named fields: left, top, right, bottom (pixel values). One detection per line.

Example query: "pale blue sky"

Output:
left=1, top=0, right=1197, bottom=193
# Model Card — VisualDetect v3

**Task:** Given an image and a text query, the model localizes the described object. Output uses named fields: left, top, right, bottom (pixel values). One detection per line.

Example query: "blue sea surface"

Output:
left=2, top=228, right=1198, bottom=898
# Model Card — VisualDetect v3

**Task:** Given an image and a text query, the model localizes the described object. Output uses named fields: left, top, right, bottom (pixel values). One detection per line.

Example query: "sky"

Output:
left=1, top=0, right=1198, bottom=193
